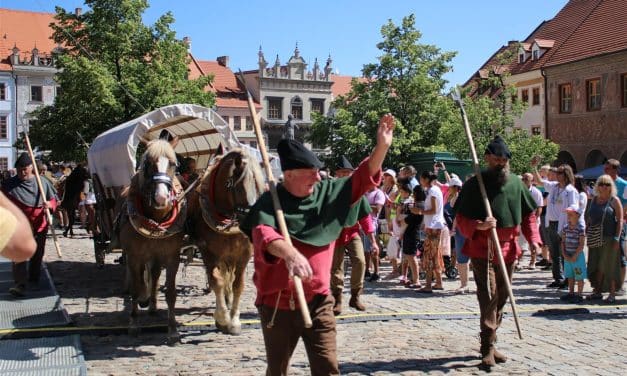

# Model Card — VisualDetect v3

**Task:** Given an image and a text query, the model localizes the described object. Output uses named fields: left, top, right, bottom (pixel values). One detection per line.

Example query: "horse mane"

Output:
left=142, top=139, right=177, bottom=165
left=201, top=147, right=265, bottom=194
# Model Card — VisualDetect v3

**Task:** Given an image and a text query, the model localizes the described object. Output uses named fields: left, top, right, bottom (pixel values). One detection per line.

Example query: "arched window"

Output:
left=291, top=97, right=303, bottom=120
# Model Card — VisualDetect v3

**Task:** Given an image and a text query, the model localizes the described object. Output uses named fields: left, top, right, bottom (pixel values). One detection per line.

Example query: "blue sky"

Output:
left=2, top=0, right=568, bottom=87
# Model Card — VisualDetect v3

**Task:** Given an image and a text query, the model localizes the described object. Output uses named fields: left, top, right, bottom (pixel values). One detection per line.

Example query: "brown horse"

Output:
left=119, top=139, right=187, bottom=344
left=188, top=148, right=265, bottom=335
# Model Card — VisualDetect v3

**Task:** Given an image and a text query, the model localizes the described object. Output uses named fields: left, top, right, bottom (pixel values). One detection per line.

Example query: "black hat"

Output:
left=485, top=135, right=511, bottom=159
left=336, top=155, right=354, bottom=171
left=277, top=139, right=323, bottom=171
left=15, top=152, right=32, bottom=168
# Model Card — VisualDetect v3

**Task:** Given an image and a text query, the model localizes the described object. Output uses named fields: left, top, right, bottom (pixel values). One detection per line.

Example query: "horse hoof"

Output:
left=228, top=325, right=242, bottom=336
left=215, top=322, right=229, bottom=334
left=128, top=326, right=140, bottom=337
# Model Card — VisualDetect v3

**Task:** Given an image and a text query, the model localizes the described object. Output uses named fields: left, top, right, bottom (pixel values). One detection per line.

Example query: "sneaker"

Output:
left=9, top=285, right=26, bottom=298
left=558, top=281, right=569, bottom=289
left=368, top=273, right=380, bottom=282
left=364, top=270, right=371, bottom=279
left=547, top=281, right=562, bottom=288
left=541, top=263, right=553, bottom=271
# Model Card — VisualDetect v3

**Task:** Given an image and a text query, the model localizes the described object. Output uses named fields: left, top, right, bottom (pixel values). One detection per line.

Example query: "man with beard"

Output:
left=455, top=136, right=541, bottom=369
left=2, top=153, right=57, bottom=297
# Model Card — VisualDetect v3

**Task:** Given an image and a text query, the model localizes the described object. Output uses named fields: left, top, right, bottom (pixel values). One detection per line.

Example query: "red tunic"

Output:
left=336, top=215, right=374, bottom=248
left=252, top=159, right=381, bottom=309
left=6, top=195, right=57, bottom=233
left=456, top=212, right=541, bottom=264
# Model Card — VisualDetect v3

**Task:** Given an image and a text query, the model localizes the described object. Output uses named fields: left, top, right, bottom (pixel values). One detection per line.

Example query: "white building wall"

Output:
left=0, top=74, right=15, bottom=169
left=506, top=70, right=545, bottom=135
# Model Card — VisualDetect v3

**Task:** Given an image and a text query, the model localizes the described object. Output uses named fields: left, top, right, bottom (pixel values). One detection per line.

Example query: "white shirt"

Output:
left=424, top=185, right=446, bottom=230
left=543, top=179, right=578, bottom=230
left=529, top=185, right=543, bottom=208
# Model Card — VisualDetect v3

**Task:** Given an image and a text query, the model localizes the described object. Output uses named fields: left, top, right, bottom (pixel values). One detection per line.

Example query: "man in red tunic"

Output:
left=455, top=136, right=541, bottom=369
left=2, top=153, right=57, bottom=297
left=241, top=114, right=395, bottom=376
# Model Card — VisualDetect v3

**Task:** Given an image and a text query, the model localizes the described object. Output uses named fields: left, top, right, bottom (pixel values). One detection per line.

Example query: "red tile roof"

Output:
left=330, top=74, right=366, bottom=97
left=545, top=0, right=627, bottom=67
left=0, top=8, right=57, bottom=70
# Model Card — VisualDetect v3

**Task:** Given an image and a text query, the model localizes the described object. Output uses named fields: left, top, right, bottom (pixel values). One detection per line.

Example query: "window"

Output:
left=245, top=116, right=253, bottom=131
left=532, top=50, right=539, bottom=60
left=267, top=98, right=282, bottom=120
left=30, top=86, right=43, bottom=102
left=521, top=89, right=529, bottom=104
left=532, top=87, right=540, bottom=106
left=0, top=83, right=6, bottom=101
left=559, top=84, right=572, bottom=113
left=291, top=97, right=303, bottom=120
left=518, top=53, right=525, bottom=64
left=310, top=99, right=324, bottom=117
left=587, top=78, right=601, bottom=111
left=0, top=116, right=7, bottom=139
left=622, top=73, right=627, bottom=108
left=0, top=157, right=8, bottom=172
left=222, top=115, right=229, bottom=126
left=250, top=141, right=257, bottom=149
left=55, top=86, right=62, bottom=98
left=233, top=116, right=241, bottom=131
left=531, top=126, right=541, bottom=136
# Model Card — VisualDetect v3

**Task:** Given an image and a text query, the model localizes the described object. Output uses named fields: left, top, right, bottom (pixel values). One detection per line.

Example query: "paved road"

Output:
left=41, top=229, right=626, bottom=375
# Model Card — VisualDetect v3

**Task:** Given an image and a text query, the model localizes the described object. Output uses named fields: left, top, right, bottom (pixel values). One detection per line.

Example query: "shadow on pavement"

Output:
left=339, top=355, right=478, bottom=374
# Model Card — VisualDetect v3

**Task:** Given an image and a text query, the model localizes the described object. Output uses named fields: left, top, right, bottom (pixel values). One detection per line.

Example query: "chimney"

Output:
left=75, top=7, right=82, bottom=16
left=182, top=36, right=191, bottom=52
left=217, top=56, right=229, bottom=67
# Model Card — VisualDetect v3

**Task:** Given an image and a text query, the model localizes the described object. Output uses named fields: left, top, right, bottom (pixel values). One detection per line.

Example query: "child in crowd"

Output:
left=402, top=185, right=426, bottom=288
left=394, top=183, right=413, bottom=283
left=560, top=205, right=587, bottom=303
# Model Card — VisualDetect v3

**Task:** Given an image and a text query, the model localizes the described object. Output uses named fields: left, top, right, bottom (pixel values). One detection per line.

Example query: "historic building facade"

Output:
left=242, top=46, right=334, bottom=149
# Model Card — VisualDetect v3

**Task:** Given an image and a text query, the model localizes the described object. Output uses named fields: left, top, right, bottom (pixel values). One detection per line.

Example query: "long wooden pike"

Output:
left=23, top=133, right=63, bottom=258
left=451, top=87, right=522, bottom=339
left=237, top=69, right=312, bottom=328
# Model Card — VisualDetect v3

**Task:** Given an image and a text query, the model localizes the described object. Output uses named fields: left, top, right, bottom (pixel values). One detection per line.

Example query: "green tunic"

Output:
left=240, top=177, right=372, bottom=247
left=455, top=172, right=537, bottom=228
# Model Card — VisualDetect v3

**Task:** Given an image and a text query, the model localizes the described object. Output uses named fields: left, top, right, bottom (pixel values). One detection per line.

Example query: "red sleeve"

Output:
left=359, top=215, right=375, bottom=234
left=252, top=224, right=284, bottom=264
left=48, top=197, right=58, bottom=213
left=456, top=213, right=479, bottom=239
left=349, top=158, right=382, bottom=203
left=521, top=212, right=542, bottom=246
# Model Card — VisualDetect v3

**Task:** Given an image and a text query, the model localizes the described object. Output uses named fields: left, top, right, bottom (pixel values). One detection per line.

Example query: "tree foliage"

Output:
left=29, top=0, right=214, bottom=161
left=309, top=14, right=457, bottom=168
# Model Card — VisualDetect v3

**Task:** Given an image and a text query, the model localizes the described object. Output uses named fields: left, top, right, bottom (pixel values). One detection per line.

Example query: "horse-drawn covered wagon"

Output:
left=87, top=103, right=267, bottom=341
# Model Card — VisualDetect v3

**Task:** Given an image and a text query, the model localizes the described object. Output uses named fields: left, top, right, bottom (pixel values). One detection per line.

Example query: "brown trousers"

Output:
left=470, top=257, right=514, bottom=344
left=258, top=294, right=339, bottom=376
left=13, top=231, right=47, bottom=286
left=331, top=236, right=365, bottom=294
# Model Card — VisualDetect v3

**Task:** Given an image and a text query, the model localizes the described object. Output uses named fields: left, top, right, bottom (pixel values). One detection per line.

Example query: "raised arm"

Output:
left=368, top=114, right=395, bottom=176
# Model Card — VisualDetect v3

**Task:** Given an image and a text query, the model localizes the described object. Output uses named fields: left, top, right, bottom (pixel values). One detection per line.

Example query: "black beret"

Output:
left=485, top=135, right=511, bottom=159
left=336, top=155, right=354, bottom=171
left=15, top=152, right=32, bottom=168
left=277, top=139, right=323, bottom=171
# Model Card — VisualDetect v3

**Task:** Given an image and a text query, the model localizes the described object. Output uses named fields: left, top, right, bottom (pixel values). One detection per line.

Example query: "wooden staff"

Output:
left=451, top=88, right=522, bottom=339
left=238, top=70, right=312, bottom=328
left=23, top=133, right=63, bottom=258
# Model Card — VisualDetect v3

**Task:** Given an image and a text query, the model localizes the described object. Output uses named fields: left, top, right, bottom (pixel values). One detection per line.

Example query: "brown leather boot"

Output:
left=332, top=291, right=342, bottom=316
left=349, top=288, right=366, bottom=311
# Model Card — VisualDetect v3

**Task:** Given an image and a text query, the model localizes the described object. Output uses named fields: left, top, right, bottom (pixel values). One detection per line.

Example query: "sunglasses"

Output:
left=598, top=182, right=612, bottom=187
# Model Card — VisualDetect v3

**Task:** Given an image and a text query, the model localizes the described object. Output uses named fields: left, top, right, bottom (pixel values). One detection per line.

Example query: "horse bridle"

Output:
left=142, top=160, right=176, bottom=209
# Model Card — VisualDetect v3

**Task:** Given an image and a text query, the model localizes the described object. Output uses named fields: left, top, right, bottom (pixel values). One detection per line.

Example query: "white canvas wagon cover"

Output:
left=87, top=104, right=240, bottom=188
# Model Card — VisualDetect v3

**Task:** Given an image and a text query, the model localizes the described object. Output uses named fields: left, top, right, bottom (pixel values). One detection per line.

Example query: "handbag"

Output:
left=585, top=198, right=610, bottom=248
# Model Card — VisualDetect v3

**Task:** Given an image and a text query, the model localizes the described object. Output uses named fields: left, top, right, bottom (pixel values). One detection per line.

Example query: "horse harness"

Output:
left=199, top=156, right=253, bottom=235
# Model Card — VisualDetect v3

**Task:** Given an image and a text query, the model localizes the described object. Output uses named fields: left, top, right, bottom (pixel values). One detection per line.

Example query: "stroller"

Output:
left=417, top=233, right=459, bottom=280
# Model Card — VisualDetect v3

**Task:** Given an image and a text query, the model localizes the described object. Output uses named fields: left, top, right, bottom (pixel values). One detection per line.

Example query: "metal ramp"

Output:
left=0, top=257, right=86, bottom=375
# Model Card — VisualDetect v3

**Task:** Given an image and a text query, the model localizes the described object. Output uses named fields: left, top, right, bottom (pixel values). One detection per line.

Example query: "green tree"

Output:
left=28, top=0, right=214, bottom=161
left=439, top=48, right=558, bottom=174
left=309, top=14, right=457, bottom=168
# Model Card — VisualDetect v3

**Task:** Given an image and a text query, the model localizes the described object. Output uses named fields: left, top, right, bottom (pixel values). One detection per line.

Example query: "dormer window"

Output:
left=519, top=53, right=525, bottom=63
left=533, top=50, right=539, bottom=60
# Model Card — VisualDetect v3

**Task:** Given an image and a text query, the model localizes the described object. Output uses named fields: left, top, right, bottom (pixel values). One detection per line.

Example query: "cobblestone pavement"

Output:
left=41, top=229, right=626, bottom=375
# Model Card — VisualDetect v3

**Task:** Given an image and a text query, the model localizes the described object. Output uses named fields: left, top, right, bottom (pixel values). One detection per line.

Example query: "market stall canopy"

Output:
left=87, top=104, right=240, bottom=188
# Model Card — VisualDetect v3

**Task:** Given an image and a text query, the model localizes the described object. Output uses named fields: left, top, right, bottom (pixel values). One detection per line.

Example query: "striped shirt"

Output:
left=561, top=223, right=585, bottom=257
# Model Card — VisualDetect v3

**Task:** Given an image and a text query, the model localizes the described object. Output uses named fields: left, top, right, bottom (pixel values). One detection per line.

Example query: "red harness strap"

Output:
left=134, top=195, right=179, bottom=230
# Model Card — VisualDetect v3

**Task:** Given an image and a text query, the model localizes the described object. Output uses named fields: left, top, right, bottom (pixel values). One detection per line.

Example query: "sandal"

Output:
left=405, top=283, right=421, bottom=289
